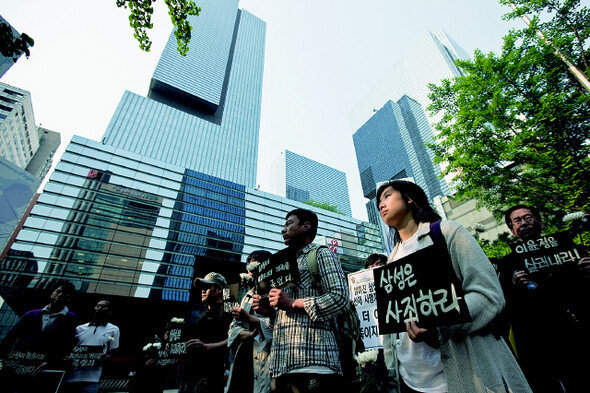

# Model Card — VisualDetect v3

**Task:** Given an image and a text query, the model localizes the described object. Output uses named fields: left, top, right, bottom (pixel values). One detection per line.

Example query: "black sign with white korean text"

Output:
left=68, top=345, right=104, bottom=368
left=255, top=247, right=299, bottom=296
left=510, top=232, right=583, bottom=275
left=373, top=244, right=471, bottom=334
left=3, top=350, right=46, bottom=375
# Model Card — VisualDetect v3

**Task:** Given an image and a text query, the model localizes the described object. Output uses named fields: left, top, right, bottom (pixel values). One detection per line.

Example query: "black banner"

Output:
left=374, top=245, right=471, bottom=334
left=3, top=350, right=46, bottom=375
left=254, top=247, right=299, bottom=296
left=510, top=232, right=583, bottom=275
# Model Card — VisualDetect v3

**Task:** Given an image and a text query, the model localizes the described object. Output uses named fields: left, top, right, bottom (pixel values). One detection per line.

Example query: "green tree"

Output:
left=428, top=0, right=590, bottom=231
left=0, top=23, right=34, bottom=63
left=303, top=200, right=345, bottom=215
left=116, top=0, right=200, bottom=56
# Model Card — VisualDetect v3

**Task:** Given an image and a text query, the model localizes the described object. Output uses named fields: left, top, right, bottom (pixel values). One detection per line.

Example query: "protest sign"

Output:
left=3, top=350, right=46, bottom=375
left=348, top=269, right=382, bottom=349
left=149, top=321, right=186, bottom=367
left=374, top=245, right=471, bottom=334
left=255, top=247, right=299, bottom=295
left=69, top=345, right=104, bottom=368
left=510, top=232, right=583, bottom=275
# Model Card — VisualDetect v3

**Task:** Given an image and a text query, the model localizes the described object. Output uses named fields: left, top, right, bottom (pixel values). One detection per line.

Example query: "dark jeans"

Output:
left=272, top=373, right=345, bottom=393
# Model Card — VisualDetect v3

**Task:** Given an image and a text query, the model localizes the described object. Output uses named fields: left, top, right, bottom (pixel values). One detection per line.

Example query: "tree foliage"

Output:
left=428, top=0, right=590, bottom=231
left=303, top=200, right=345, bottom=215
left=116, top=0, right=200, bottom=56
left=0, top=23, right=34, bottom=63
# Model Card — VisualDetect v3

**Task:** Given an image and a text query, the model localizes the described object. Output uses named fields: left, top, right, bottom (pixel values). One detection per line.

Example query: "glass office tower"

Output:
left=102, top=0, right=266, bottom=188
left=270, top=150, right=353, bottom=216
left=0, top=137, right=383, bottom=377
left=354, top=96, right=448, bottom=204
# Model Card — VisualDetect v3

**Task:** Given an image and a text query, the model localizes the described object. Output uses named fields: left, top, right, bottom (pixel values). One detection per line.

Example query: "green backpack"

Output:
left=306, top=246, right=365, bottom=380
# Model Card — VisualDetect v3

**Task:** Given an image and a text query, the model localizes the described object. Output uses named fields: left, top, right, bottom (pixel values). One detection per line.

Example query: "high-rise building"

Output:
left=349, top=30, right=468, bottom=132
left=270, top=150, right=352, bottom=216
left=0, top=83, right=60, bottom=180
left=102, top=0, right=266, bottom=188
left=0, top=83, right=39, bottom=169
left=354, top=96, right=448, bottom=204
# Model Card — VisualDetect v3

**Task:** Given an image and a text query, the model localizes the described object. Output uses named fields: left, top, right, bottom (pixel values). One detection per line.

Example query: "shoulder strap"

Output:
left=306, top=245, right=327, bottom=289
left=429, top=220, right=445, bottom=248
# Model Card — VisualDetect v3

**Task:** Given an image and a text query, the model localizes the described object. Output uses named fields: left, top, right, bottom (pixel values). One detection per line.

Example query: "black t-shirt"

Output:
left=183, top=305, right=232, bottom=379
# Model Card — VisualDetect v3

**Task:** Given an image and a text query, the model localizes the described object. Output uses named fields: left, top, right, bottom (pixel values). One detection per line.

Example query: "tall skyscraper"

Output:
left=0, top=83, right=39, bottom=169
left=349, top=30, right=468, bottom=132
left=354, top=96, right=448, bottom=204
left=270, top=150, right=352, bottom=216
left=102, top=0, right=266, bottom=188
left=0, top=15, right=29, bottom=78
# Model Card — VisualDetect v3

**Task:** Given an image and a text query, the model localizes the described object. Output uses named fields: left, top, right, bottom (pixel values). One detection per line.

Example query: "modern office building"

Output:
left=349, top=30, right=468, bottom=132
left=0, top=83, right=39, bottom=169
left=102, top=0, right=266, bottom=188
left=270, top=150, right=352, bottom=216
left=353, top=96, right=448, bottom=205
left=0, top=136, right=383, bottom=372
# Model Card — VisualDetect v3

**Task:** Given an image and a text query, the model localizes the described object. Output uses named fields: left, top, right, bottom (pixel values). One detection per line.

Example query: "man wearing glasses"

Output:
left=499, top=205, right=589, bottom=393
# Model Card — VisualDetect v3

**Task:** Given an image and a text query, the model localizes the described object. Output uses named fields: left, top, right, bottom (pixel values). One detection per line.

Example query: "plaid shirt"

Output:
left=269, top=244, right=349, bottom=377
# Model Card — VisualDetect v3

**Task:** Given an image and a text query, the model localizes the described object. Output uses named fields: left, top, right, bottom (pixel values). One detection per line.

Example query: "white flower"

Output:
left=563, top=211, right=586, bottom=222
left=354, top=349, right=379, bottom=365
left=107, top=336, right=115, bottom=342
left=142, top=342, right=162, bottom=352
left=170, top=317, right=184, bottom=324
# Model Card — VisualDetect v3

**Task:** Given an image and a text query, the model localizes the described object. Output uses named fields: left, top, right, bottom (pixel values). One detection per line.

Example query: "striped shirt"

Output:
left=269, top=244, right=349, bottom=377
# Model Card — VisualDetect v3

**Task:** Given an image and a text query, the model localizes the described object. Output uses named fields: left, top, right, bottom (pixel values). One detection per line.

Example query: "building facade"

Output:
left=270, top=150, right=352, bottom=216
left=0, top=136, right=383, bottom=368
left=349, top=30, right=468, bottom=132
left=102, top=0, right=266, bottom=188
left=0, top=83, right=39, bottom=169
left=353, top=96, right=448, bottom=206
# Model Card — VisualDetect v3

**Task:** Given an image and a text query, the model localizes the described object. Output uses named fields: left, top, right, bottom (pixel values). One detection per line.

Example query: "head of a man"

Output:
left=94, top=299, right=112, bottom=323
left=365, top=253, right=388, bottom=269
left=194, top=272, right=227, bottom=305
left=282, top=208, right=318, bottom=249
left=49, top=280, right=75, bottom=311
left=505, top=205, right=544, bottom=241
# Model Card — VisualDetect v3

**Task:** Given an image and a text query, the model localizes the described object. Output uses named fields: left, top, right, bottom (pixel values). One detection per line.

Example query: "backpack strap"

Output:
left=306, top=245, right=327, bottom=289
left=429, top=220, right=445, bottom=248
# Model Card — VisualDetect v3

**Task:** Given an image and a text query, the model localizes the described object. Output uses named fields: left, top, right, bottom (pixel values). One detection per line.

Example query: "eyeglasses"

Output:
left=512, top=214, right=536, bottom=226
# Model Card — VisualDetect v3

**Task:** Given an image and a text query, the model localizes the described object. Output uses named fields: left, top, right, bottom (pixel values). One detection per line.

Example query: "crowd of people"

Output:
left=1, top=181, right=588, bottom=393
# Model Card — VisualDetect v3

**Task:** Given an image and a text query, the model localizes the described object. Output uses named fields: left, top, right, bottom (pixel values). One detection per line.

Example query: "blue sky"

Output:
left=1, top=0, right=521, bottom=221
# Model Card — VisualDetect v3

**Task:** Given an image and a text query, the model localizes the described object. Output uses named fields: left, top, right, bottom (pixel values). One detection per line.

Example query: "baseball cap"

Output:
left=193, top=272, right=227, bottom=288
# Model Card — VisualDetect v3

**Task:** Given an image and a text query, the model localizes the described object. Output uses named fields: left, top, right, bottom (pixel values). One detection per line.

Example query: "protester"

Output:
left=62, top=299, right=120, bottom=393
left=180, top=272, right=232, bottom=393
left=499, top=204, right=590, bottom=393
left=364, top=253, right=388, bottom=269
left=0, top=280, right=78, bottom=393
left=225, top=250, right=274, bottom=393
left=376, top=180, right=531, bottom=393
left=253, top=208, right=349, bottom=393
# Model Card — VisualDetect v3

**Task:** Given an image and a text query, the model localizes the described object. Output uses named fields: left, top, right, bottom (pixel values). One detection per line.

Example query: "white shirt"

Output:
left=390, top=222, right=447, bottom=393
left=65, top=322, right=120, bottom=383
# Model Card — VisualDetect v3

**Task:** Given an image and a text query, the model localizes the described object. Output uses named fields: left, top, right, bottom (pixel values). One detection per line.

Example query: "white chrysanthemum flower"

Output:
left=170, top=317, right=184, bottom=323
left=563, top=211, right=586, bottom=222
left=354, top=349, right=379, bottom=365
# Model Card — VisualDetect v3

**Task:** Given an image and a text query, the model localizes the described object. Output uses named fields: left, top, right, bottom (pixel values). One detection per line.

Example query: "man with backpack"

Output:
left=253, top=208, right=350, bottom=393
